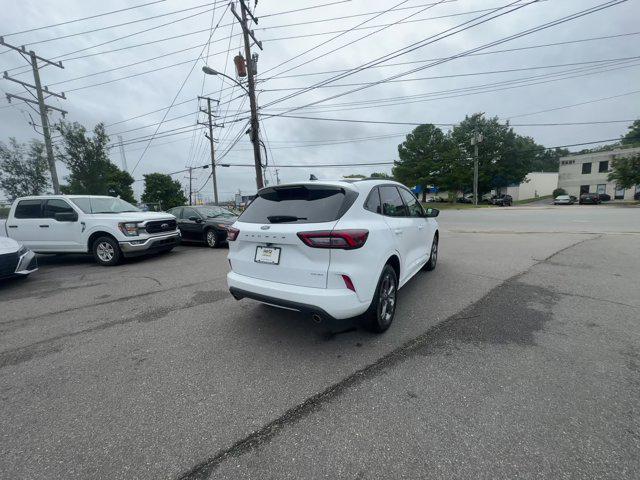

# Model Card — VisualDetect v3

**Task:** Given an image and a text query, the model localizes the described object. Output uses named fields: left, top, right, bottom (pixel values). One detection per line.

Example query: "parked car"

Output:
left=3, top=195, right=180, bottom=266
left=598, top=193, right=611, bottom=201
left=456, top=194, right=474, bottom=204
left=579, top=193, right=601, bottom=205
left=491, top=194, right=513, bottom=206
left=0, top=237, right=37, bottom=280
left=425, top=196, right=445, bottom=203
left=167, top=205, right=238, bottom=248
left=569, top=195, right=578, bottom=203
left=553, top=194, right=574, bottom=205
left=227, top=180, right=440, bottom=333
left=635, top=191, right=640, bottom=201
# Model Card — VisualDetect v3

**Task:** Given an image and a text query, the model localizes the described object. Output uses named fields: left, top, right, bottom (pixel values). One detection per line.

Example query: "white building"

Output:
left=502, top=172, right=559, bottom=201
left=557, top=147, right=640, bottom=200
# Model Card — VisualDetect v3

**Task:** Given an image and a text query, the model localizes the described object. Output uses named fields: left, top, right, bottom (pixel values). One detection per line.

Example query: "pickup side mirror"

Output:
left=424, top=208, right=439, bottom=218
left=54, top=211, right=79, bottom=222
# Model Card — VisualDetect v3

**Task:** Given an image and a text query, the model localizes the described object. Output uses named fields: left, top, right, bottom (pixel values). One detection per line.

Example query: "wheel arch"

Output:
left=385, top=254, right=400, bottom=280
left=88, top=231, right=118, bottom=250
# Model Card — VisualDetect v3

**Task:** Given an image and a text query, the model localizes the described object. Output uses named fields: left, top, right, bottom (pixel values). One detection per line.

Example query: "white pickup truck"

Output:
left=2, top=195, right=180, bottom=266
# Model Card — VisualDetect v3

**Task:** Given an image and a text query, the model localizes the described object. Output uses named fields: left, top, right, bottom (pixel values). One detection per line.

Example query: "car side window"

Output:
left=43, top=199, right=74, bottom=219
left=169, top=207, right=182, bottom=218
left=399, top=188, right=424, bottom=218
left=363, top=187, right=382, bottom=214
left=379, top=186, right=407, bottom=217
left=182, top=208, right=199, bottom=220
left=14, top=200, right=43, bottom=218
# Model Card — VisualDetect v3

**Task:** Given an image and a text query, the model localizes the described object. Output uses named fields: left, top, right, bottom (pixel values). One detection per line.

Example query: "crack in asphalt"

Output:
left=175, top=236, right=596, bottom=480
left=0, top=290, right=229, bottom=369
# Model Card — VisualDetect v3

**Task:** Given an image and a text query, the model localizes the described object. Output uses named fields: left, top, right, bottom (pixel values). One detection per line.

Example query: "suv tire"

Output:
left=364, top=264, right=398, bottom=333
left=92, top=236, right=122, bottom=266
left=423, top=235, right=438, bottom=271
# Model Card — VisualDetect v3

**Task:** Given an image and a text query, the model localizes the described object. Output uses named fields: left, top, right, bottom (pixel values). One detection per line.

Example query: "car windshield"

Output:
left=195, top=206, right=236, bottom=218
left=70, top=197, right=140, bottom=214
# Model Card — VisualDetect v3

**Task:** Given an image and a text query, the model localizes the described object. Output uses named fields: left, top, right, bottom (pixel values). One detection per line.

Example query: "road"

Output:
left=1, top=205, right=639, bottom=479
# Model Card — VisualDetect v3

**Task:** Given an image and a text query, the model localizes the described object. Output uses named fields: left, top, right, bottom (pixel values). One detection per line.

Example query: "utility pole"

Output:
left=185, top=167, right=194, bottom=205
left=1, top=37, right=67, bottom=194
left=117, top=135, right=129, bottom=172
left=198, top=96, right=223, bottom=205
left=471, top=129, right=483, bottom=206
left=231, top=0, right=264, bottom=190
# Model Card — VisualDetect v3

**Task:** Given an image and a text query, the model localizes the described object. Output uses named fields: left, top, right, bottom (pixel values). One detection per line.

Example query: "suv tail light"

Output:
left=297, top=229, right=369, bottom=249
left=226, top=226, right=240, bottom=241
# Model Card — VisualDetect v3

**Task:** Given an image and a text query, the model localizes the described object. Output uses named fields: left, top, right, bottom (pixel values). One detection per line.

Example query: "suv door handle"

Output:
left=39, top=225, right=50, bottom=228
left=394, top=229, right=403, bottom=235
left=8, top=225, right=17, bottom=228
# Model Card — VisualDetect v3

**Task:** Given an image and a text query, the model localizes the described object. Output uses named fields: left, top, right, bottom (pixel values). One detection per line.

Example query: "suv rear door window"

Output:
left=379, top=186, right=407, bottom=217
left=43, top=199, right=74, bottom=218
left=239, top=184, right=357, bottom=224
left=14, top=200, right=43, bottom=218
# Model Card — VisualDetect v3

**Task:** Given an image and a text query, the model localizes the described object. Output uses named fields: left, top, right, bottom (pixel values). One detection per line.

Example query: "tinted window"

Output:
left=69, top=197, right=139, bottom=214
left=14, top=200, right=43, bottom=218
left=168, top=207, right=182, bottom=218
left=182, top=208, right=200, bottom=220
left=239, top=185, right=357, bottom=224
left=379, top=186, right=407, bottom=217
left=364, top=187, right=381, bottom=214
left=43, top=199, right=74, bottom=218
left=399, top=188, right=424, bottom=217
left=598, top=160, right=608, bottom=173
left=582, top=162, right=592, bottom=174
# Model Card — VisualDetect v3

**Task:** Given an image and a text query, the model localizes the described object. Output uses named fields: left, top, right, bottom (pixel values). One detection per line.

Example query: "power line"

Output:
left=130, top=3, right=231, bottom=174
left=263, top=0, right=629, bottom=116
left=1, top=0, right=167, bottom=38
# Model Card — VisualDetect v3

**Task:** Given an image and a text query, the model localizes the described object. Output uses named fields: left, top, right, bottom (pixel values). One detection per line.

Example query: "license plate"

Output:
left=254, top=246, right=281, bottom=265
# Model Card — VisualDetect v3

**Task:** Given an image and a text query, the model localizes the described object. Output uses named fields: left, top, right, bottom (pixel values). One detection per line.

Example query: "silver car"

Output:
left=553, top=195, right=574, bottom=205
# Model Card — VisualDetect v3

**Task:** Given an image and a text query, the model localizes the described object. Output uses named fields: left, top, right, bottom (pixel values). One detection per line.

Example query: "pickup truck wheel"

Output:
left=205, top=229, right=219, bottom=248
left=93, top=236, right=122, bottom=266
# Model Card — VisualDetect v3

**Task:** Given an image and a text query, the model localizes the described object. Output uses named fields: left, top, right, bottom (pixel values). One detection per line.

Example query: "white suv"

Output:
left=227, top=180, right=439, bottom=332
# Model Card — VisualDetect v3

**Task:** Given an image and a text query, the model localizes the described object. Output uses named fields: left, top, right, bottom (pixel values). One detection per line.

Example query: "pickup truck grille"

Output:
left=145, top=219, right=177, bottom=234
left=0, top=252, right=19, bottom=277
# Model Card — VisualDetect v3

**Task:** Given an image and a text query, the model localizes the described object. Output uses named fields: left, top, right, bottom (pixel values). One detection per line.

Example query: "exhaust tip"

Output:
left=312, top=313, right=323, bottom=323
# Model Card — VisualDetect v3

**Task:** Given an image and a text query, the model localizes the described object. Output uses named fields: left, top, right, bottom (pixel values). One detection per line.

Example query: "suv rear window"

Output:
left=239, top=185, right=358, bottom=224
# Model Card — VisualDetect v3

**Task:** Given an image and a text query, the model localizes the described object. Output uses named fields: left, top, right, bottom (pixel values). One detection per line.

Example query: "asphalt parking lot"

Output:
left=1, top=205, right=639, bottom=479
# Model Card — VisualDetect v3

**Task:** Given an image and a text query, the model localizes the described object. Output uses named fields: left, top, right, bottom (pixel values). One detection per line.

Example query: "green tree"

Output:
left=393, top=124, right=452, bottom=201
left=449, top=114, right=537, bottom=195
left=0, top=138, right=50, bottom=200
left=343, top=174, right=366, bottom=179
left=621, top=119, right=640, bottom=146
left=370, top=172, right=391, bottom=179
left=55, top=121, right=135, bottom=202
left=608, top=153, right=640, bottom=189
left=141, top=173, right=186, bottom=210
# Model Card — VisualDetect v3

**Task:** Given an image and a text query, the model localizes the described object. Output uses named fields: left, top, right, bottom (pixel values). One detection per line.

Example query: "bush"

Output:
left=552, top=188, right=567, bottom=198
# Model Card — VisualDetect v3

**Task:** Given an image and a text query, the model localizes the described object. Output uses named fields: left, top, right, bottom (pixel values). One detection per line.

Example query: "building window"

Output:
left=597, top=184, right=606, bottom=194
left=580, top=185, right=590, bottom=194
left=599, top=160, right=608, bottom=173
left=615, top=185, right=625, bottom=200
left=582, top=162, right=592, bottom=174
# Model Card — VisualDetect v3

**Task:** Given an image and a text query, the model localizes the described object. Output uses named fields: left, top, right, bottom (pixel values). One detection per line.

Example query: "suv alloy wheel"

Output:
left=364, top=264, right=398, bottom=333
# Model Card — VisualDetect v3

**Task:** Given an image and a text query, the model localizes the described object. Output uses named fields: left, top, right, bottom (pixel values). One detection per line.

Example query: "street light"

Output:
left=202, top=66, right=249, bottom=94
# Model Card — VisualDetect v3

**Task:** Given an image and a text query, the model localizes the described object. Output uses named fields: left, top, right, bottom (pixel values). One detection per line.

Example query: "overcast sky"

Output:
left=1, top=0, right=638, bottom=202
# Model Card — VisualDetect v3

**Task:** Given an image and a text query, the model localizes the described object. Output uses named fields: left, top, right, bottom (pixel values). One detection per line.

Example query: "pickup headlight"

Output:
left=118, top=222, right=140, bottom=236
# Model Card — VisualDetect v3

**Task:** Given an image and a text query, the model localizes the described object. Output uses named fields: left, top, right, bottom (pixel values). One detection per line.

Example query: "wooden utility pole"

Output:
left=471, top=129, right=483, bottom=206
left=231, top=0, right=264, bottom=190
left=198, top=96, right=222, bottom=205
left=1, top=37, right=67, bottom=194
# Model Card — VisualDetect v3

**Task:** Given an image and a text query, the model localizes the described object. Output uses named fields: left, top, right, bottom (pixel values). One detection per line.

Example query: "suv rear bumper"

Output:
left=119, top=232, right=181, bottom=257
left=227, top=271, right=369, bottom=320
